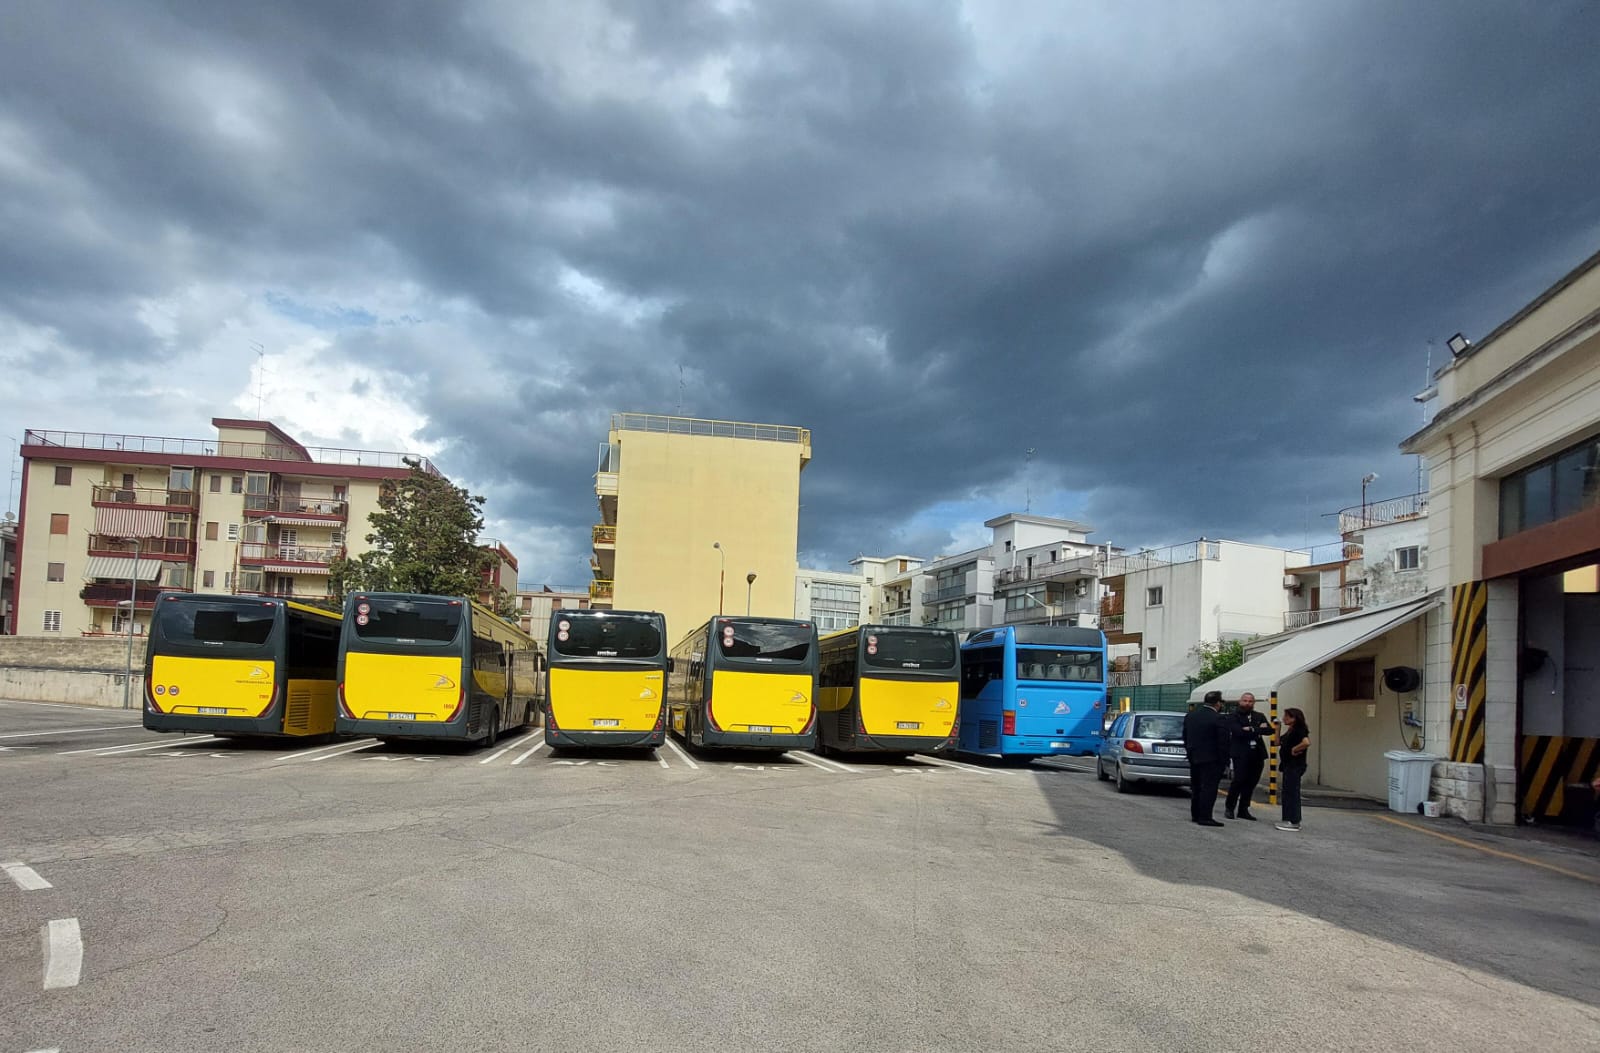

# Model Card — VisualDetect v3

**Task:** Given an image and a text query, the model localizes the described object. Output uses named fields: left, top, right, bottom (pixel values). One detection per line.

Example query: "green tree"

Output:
left=1186, top=638, right=1250, bottom=688
left=491, top=586, right=523, bottom=623
left=328, top=458, right=494, bottom=601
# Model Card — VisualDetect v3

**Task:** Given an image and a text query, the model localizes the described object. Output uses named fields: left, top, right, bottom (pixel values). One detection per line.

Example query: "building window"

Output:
left=1146, top=586, right=1163, bottom=607
left=209, top=474, right=222, bottom=493
left=1395, top=546, right=1420, bottom=571
left=1498, top=434, right=1600, bottom=537
left=202, top=570, right=215, bottom=588
left=279, top=528, right=298, bottom=548
left=167, top=566, right=191, bottom=589
left=231, top=476, right=244, bottom=495
left=46, top=562, right=65, bottom=582
left=42, top=610, right=61, bottom=632
left=1335, top=658, right=1376, bottom=701
left=54, top=465, right=72, bottom=486
left=1147, top=646, right=1158, bottom=662
left=1004, top=540, right=1013, bottom=552
left=50, top=513, right=68, bottom=535
left=169, top=467, right=195, bottom=493
left=206, top=521, right=220, bottom=541
left=330, top=530, right=344, bottom=545
left=166, top=513, right=191, bottom=539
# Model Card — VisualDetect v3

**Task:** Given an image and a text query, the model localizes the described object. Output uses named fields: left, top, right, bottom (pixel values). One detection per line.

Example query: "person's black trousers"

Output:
left=1281, top=765, right=1305, bottom=825
left=1189, top=761, right=1223, bottom=821
left=1226, top=751, right=1265, bottom=815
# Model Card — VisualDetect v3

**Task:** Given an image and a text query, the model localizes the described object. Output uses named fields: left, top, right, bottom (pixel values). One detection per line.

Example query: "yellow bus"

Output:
left=816, top=625, right=960, bottom=756
left=545, top=609, right=671, bottom=749
left=336, top=592, right=542, bottom=746
left=143, top=592, right=341, bottom=738
left=667, top=616, right=818, bottom=751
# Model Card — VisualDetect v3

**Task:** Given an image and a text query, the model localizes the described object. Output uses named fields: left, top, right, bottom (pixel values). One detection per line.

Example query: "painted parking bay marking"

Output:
left=42, top=918, right=82, bottom=989
left=62, top=736, right=221, bottom=756
left=0, top=724, right=141, bottom=740
left=3, top=860, right=53, bottom=891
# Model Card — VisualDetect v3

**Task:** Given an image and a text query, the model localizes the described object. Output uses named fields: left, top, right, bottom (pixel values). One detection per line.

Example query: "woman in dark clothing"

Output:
left=1276, top=708, right=1311, bottom=832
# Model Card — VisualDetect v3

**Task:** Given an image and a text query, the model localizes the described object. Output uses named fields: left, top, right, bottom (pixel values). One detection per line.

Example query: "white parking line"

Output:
left=62, top=736, right=220, bottom=756
left=920, top=755, right=1017, bottom=776
left=0, top=724, right=141, bottom=740
left=42, top=918, right=82, bottom=989
left=657, top=750, right=670, bottom=769
left=25, top=1046, right=62, bottom=1052
left=663, top=737, right=699, bottom=770
left=511, top=737, right=546, bottom=766
left=3, top=861, right=53, bottom=891
left=269, top=738, right=374, bottom=764
left=302, top=740, right=382, bottom=763
left=479, top=732, right=537, bottom=765
left=2, top=698, right=107, bottom=709
left=787, top=751, right=844, bottom=773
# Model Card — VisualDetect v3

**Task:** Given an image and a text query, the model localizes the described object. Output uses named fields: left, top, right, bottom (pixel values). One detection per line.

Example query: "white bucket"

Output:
left=1420, top=800, right=1442, bottom=818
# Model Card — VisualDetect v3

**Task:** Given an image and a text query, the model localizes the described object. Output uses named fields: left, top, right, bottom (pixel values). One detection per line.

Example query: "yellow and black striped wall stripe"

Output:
left=1519, top=736, right=1600, bottom=819
left=1448, top=581, right=1488, bottom=764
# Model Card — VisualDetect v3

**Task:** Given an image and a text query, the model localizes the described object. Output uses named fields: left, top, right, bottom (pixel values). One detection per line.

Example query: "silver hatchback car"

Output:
left=1097, top=711, right=1189, bottom=793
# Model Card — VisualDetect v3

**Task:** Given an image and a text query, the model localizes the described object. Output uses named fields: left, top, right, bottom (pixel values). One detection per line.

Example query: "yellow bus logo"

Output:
left=433, top=675, right=456, bottom=690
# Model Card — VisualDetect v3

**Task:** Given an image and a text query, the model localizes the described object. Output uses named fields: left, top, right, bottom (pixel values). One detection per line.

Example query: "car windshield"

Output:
left=1134, top=714, right=1185, bottom=740
left=719, top=621, right=812, bottom=662
left=553, top=614, right=662, bottom=658
left=352, top=597, right=461, bottom=643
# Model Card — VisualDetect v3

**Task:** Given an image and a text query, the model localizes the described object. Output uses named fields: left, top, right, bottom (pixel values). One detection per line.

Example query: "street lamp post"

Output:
left=746, top=572, right=757, bottom=616
left=712, top=541, right=725, bottom=615
left=1018, top=589, right=1055, bottom=626
left=123, top=535, right=141, bottom=709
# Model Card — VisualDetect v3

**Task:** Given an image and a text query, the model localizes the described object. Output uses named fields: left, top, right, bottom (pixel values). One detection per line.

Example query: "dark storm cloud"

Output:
left=3, top=0, right=1599, bottom=579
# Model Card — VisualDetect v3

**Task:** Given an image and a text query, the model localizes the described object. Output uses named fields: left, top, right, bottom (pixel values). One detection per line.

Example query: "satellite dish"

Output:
left=1383, top=666, right=1422, bottom=693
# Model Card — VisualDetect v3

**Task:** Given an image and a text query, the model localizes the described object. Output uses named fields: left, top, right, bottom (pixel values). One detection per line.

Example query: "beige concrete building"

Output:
left=592, top=413, right=810, bottom=645
left=515, top=584, right=591, bottom=644
left=16, top=419, right=439, bottom=638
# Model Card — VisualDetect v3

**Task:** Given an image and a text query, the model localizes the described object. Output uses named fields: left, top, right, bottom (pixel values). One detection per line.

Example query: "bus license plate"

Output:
left=896, top=721, right=921, bottom=730
left=198, top=707, right=227, bottom=715
left=747, top=725, right=773, bottom=733
left=387, top=712, right=416, bottom=721
left=592, top=718, right=620, bottom=727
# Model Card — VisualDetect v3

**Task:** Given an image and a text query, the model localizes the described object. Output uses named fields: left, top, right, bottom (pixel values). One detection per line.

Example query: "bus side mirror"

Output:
left=667, top=657, right=676, bottom=673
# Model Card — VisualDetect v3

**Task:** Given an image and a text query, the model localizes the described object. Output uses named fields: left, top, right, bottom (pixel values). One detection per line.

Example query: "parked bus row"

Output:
left=142, top=593, right=1108, bottom=763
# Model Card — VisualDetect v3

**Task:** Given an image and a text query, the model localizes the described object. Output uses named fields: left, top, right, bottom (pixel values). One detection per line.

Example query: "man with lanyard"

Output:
left=1224, top=691, right=1274, bottom=821
left=1183, top=691, right=1231, bottom=827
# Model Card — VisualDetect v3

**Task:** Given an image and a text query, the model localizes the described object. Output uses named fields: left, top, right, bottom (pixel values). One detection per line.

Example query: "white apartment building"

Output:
left=794, top=567, right=870, bottom=633
left=515, top=584, right=591, bottom=644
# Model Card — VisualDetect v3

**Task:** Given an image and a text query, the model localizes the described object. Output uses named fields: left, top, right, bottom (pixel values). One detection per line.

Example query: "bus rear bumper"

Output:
left=696, top=728, right=817, bottom=751
left=839, top=731, right=950, bottom=754
left=335, top=716, right=470, bottom=740
left=143, top=710, right=286, bottom=736
left=545, top=726, right=666, bottom=749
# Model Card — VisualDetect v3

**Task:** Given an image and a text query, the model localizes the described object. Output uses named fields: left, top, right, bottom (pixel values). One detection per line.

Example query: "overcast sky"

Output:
left=4, top=1, right=1598, bottom=583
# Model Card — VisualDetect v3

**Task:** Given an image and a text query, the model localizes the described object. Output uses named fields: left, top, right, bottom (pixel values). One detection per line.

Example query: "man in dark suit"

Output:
left=1183, top=691, right=1230, bottom=827
left=1224, top=691, right=1274, bottom=820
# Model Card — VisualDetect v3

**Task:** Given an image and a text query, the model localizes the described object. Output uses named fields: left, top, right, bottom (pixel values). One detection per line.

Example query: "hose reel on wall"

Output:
left=1385, top=665, right=1425, bottom=748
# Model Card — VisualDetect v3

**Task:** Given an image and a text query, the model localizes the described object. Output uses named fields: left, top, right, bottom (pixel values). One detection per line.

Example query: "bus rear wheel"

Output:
left=483, top=707, right=500, bottom=748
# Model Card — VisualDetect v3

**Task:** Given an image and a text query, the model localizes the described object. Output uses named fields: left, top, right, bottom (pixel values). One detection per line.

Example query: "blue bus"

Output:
left=956, top=625, right=1106, bottom=761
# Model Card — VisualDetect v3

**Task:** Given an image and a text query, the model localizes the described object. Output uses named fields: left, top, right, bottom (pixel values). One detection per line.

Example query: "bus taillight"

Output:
left=145, top=682, right=164, bottom=714
left=653, top=707, right=665, bottom=732
left=336, top=682, right=354, bottom=719
left=444, top=687, right=466, bottom=723
left=706, top=701, right=722, bottom=733
left=1002, top=710, right=1016, bottom=736
left=800, top=703, right=816, bottom=736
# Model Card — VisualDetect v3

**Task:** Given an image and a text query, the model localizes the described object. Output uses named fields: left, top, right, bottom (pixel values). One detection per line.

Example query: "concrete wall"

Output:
left=1355, top=518, right=1431, bottom=607
left=1311, top=616, right=1430, bottom=801
left=0, top=635, right=148, bottom=707
left=1206, top=541, right=1298, bottom=643
left=611, top=429, right=804, bottom=644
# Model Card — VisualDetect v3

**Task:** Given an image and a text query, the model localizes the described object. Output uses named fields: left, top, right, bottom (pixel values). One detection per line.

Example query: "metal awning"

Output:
left=83, top=556, right=162, bottom=581
left=1188, top=594, right=1442, bottom=703
left=265, top=515, right=342, bottom=528
left=262, top=564, right=328, bottom=575
left=92, top=507, right=167, bottom=537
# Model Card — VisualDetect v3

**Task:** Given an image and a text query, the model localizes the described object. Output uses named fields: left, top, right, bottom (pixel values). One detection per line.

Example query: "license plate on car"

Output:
left=387, top=712, right=416, bottom=721
left=896, top=721, right=921, bottom=730
left=1155, top=745, right=1185, bottom=755
left=198, top=706, right=227, bottom=715
left=592, top=718, right=620, bottom=727
left=747, top=725, right=773, bottom=733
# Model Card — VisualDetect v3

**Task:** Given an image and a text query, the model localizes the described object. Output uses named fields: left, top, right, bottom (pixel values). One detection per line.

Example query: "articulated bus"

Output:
left=957, top=625, right=1106, bottom=761
left=336, top=593, right=542, bottom=746
left=816, top=625, right=960, bottom=756
left=545, top=609, right=671, bottom=749
left=667, top=616, right=818, bottom=751
left=143, top=592, right=342, bottom=737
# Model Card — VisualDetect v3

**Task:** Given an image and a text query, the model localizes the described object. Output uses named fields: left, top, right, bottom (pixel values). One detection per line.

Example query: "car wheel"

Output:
left=1115, top=762, right=1131, bottom=794
left=1097, top=756, right=1110, bottom=782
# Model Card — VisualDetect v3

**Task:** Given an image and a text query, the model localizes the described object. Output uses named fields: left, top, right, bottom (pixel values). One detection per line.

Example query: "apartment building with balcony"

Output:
left=15, top=419, right=440, bottom=637
left=591, top=413, right=810, bottom=642
left=794, top=568, right=869, bottom=633
left=514, top=584, right=591, bottom=644
left=988, top=513, right=1105, bottom=629
left=2, top=514, right=17, bottom=635
left=477, top=539, right=519, bottom=609
left=849, top=555, right=922, bottom=623
left=1103, top=539, right=1313, bottom=685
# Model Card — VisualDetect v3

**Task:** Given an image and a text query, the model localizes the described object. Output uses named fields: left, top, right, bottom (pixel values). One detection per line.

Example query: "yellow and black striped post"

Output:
left=1448, top=582, right=1488, bottom=763
left=1268, top=690, right=1279, bottom=806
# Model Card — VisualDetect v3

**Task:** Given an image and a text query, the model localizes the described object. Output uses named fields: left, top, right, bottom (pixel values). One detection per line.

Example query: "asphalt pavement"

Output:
left=3, top=697, right=1598, bottom=1052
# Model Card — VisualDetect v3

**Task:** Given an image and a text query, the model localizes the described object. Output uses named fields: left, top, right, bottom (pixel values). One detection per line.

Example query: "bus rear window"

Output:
left=718, top=622, right=812, bottom=662
left=354, top=598, right=461, bottom=643
left=1015, top=648, right=1103, bottom=682
left=553, top=615, right=661, bottom=659
left=862, top=631, right=956, bottom=670
left=156, top=602, right=276, bottom=648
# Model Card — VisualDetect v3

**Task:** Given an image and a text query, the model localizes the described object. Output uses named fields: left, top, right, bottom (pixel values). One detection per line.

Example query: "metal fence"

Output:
left=610, top=414, right=809, bottom=445
left=1108, top=683, right=1195, bottom=713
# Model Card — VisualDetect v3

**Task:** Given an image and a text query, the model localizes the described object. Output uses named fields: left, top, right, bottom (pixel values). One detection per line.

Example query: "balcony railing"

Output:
left=1103, top=613, right=1125, bottom=633
left=79, top=583, right=182, bottom=607
left=239, top=543, right=340, bottom=566
left=1293, top=541, right=1363, bottom=567
left=1100, top=541, right=1221, bottom=579
left=91, top=485, right=198, bottom=508
left=1000, top=601, right=1099, bottom=626
left=1337, top=492, right=1429, bottom=536
left=923, top=583, right=968, bottom=605
left=592, top=525, right=616, bottom=546
left=24, top=429, right=438, bottom=474
left=589, top=579, right=614, bottom=601
left=611, top=413, right=809, bottom=446
left=995, top=553, right=1099, bottom=586
left=243, top=495, right=348, bottom=518
left=87, top=536, right=194, bottom=559
left=1284, top=607, right=1349, bottom=630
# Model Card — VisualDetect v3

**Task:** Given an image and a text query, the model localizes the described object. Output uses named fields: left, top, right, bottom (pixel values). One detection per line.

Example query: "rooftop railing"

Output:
left=1101, top=540, right=1221, bottom=578
left=1337, top=492, right=1429, bottom=535
left=25, top=429, right=437, bottom=475
left=610, top=413, right=810, bottom=446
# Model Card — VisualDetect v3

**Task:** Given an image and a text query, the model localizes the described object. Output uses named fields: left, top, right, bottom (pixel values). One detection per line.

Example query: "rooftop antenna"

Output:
left=1024, top=448, right=1037, bottom=513
left=250, top=341, right=270, bottom=419
left=4, top=434, right=18, bottom=518
left=677, top=364, right=685, bottom=417
left=1417, top=341, right=1433, bottom=495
